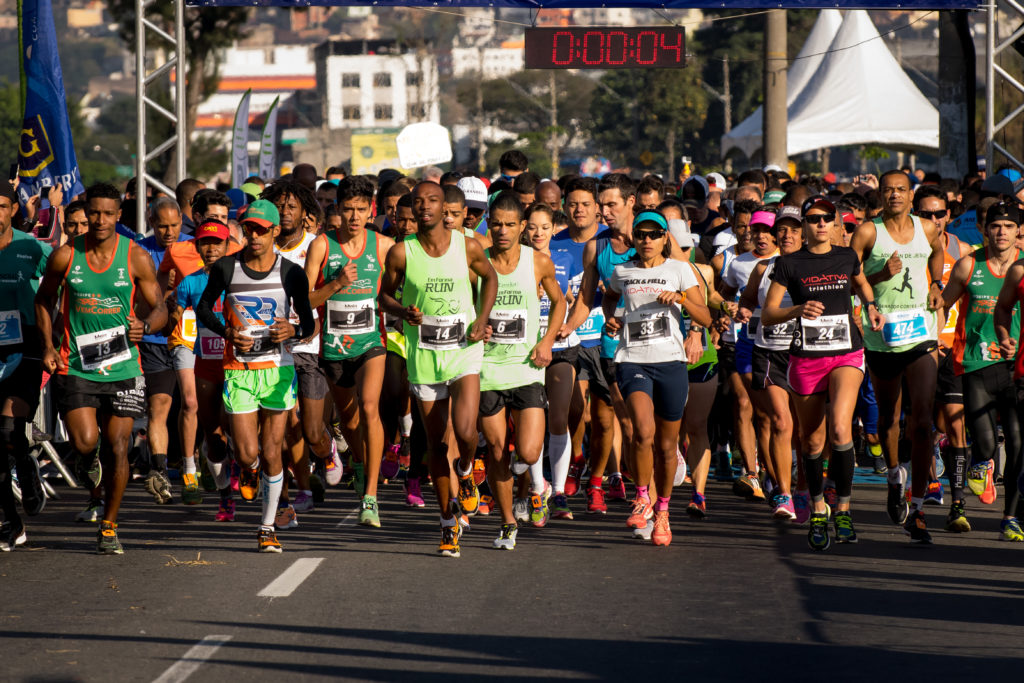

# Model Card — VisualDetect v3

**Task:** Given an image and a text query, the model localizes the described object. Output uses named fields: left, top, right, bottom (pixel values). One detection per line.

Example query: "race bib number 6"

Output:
left=488, top=309, right=527, bottom=345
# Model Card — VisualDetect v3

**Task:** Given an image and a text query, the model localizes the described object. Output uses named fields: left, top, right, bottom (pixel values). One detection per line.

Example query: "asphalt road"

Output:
left=2, top=474, right=1024, bottom=682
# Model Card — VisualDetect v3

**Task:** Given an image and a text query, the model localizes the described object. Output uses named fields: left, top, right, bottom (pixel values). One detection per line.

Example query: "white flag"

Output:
left=258, top=96, right=280, bottom=181
left=232, top=89, right=252, bottom=188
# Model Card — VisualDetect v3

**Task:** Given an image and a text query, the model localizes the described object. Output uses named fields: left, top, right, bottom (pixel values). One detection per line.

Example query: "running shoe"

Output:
left=807, top=511, right=831, bottom=551
left=651, top=510, right=672, bottom=546
left=76, top=498, right=104, bottom=523
left=923, top=479, right=944, bottom=506
left=359, top=496, right=381, bottom=528
left=945, top=500, right=970, bottom=533
left=239, top=465, right=259, bottom=502
left=144, top=469, right=173, bottom=504
left=478, top=494, right=493, bottom=516
left=405, top=477, right=425, bottom=508
left=457, top=472, right=480, bottom=516
left=398, top=435, right=411, bottom=469
left=834, top=510, right=858, bottom=543
left=181, top=473, right=202, bottom=506
left=75, top=447, right=102, bottom=488
left=823, top=480, right=838, bottom=509
left=565, top=458, right=584, bottom=497
left=292, top=491, right=314, bottom=513
left=513, top=498, right=529, bottom=523
left=381, top=444, right=401, bottom=481
left=673, top=449, right=688, bottom=487
left=967, top=460, right=990, bottom=496
left=96, top=521, right=123, bottom=555
left=15, top=455, right=46, bottom=516
left=607, top=474, right=627, bottom=501
left=0, top=518, right=27, bottom=552
left=886, top=467, right=909, bottom=525
left=633, top=519, right=654, bottom=540
left=550, top=493, right=573, bottom=520
left=934, top=448, right=946, bottom=478
left=324, top=439, right=344, bottom=486
left=493, top=523, right=518, bottom=550
left=215, top=498, right=235, bottom=522
left=586, top=486, right=607, bottom=514
left=472, top=457, right=488, bottom=486
left=733, top=472, right=764, bottom=501
left=793, top=491, right=811, bottom=525
left=529, top=493, right=549, bottom=528
left=773, top=494, right=797, bottom=521
left=686, top=492, right=706, bottom=519
left=275, top=505, right=298, bottom=530
left=714, top=450, right=735, bottom=481
left=979, top=461, right=997, bottom=505
left=903, top=509, right=933, bottom=544
left=258, top=525, right=283, bottom=553
left=1000, top=517, right=1024, bottom=542
left=872, top=454, right=888, bottom=476
left=439, top=523, right=461, bottom=557
left=627, top=497, right=654, bottom=529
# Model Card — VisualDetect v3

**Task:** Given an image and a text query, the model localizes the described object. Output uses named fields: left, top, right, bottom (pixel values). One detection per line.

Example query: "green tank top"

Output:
left=685, top=262, right=717, bottom=370
left=60, top=235, right=141, bottom=382
left=954, top=247, right=1022, bottom=374
left=480, top=244, right=543, bottom=391
left=402, top=230, right=483, bottom=385
left=862, top=215, right=938, bottom=352
left=320, top=229, right=383, bottom=360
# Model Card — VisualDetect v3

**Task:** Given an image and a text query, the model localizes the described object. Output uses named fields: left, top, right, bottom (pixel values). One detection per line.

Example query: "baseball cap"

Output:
left=667, top=218, right=693, bottom=248
left=705, top=172, right=726, bottom=192
left=0, top=182, right=16, bottom=204
left=801, top=194, right=837, bottom=216
left=842, top=211, right=857, bottom=228
left=196, top=218, right=230, bottom=241
left=775, top=205, right=803, bottom=226
left=680, top=175, right=710, bottom=204
left=633, top=210, right=668, bottom=232
left=239, top=199, right=280, bottom=229
left=749, top=210, right=776, bottom=229
left=824, top=172, right=837, bottom=185
left=981, top=174, right=1016, bottom=197
left=763, top=189, right=785, bottom=204
left=457, top=177, right=488, bottom=210
left=763, top=163, right=784, bottom=173
left=985, top=201, right=1021, bottom=226
left=240, top=182, right=262, bottom=200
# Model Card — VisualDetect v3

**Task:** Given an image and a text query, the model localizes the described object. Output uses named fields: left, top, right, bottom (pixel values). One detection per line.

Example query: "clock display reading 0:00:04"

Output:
left=524, top=27, right=686, bottom=70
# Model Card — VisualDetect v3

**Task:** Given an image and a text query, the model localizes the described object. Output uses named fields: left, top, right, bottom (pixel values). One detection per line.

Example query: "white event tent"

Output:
left=721, top=9, right=940, bottom=160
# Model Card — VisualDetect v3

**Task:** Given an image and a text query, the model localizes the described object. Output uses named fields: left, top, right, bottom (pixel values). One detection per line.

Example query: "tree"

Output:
left=105, top=2, right=250, bottom=184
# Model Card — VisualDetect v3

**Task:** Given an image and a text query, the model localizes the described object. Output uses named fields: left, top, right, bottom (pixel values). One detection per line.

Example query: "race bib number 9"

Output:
left=78, top=326, right=131, bottom=371
left=488, top=309, right=527, bottom=345
left=881, top=308, right=930, bottom=347
left=326, top=299, right=375, bottom=336
left=801, top=314, right=851, bottom=352
left=419, top=314, right=467, bottom=350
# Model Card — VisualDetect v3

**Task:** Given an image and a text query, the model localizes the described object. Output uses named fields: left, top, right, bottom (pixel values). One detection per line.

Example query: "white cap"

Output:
left=667, top=218, right=693, bottom=249
left=763, top=163, right=784, bottom=173
left=457, top=177, right=488, bottom=210
left=705, top=172, right=726, bottom=192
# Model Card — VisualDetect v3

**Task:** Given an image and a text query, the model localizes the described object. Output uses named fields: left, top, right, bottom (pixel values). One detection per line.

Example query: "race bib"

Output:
left=625, top=310, right=671, bottom=347
left=326, top=299, right=375, bottom=336
left=197, top=327, right=224, bottom=359
left=577, top=308, right=605, bottom=342
left=0, top=310, right=23, bottom=346
left=77, top=326, right=131, bottom=371
left=236, top=326, right=282, bottom=363
left=881, top=307, right=930, bottom=347
left=181, top=310, right=197, bottom=344
left=488, top=309, right=527, bottom=345
left=419, top=314, right=466, bottom=350
left=801, top=314, right=851, bottom=352
left=762, top=319, right=797, bottom=346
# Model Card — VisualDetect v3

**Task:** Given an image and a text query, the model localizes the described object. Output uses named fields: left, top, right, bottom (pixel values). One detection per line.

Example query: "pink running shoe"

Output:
left=607, top=474, right=627, bottom=501
left=405, top=477, right=425, bottom=508
left=215, top=498, right=235, bottom=522
left=773, top=494, right=797, bottom=521
left=793, top=491, right=811, bottom=525
left=381, top=444, right=401, bottom=480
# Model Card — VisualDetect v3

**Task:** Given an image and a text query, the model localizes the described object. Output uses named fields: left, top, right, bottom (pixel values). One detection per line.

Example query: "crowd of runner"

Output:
left=3, top=150, right=1024, bottom=555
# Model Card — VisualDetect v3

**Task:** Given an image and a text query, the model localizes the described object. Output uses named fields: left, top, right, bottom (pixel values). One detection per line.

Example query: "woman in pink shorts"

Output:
left=761, top=195, right=884, bottom=551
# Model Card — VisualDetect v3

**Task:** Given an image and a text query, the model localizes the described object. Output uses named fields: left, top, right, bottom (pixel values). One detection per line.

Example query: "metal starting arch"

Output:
left=136, top=0, right=1014, bottom=217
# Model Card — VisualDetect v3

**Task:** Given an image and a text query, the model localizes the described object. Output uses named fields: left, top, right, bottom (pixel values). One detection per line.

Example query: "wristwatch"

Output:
left=143, top=321, right=151, bottom=335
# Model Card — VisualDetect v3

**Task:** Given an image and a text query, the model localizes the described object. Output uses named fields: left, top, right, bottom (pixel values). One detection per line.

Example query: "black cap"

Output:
left=985, top=201, right=1021, bottom=227
left=981, top=174, right=1016, bottom=197
left=0, top=182, right=16, bottom=204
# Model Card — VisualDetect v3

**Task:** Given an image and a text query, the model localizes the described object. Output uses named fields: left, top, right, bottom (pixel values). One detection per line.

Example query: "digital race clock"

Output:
left=524, top=27, right=686, bottom=70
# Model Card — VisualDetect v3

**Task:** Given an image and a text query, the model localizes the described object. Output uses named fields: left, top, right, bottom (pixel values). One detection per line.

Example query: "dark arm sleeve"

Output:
left=196, top=258, right=232, bottom=337
left=282, top=259, right=315, bottom=339
left=771, top=256, right=790, bottom=288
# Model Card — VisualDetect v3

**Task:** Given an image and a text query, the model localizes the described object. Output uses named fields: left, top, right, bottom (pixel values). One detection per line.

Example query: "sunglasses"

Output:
left=634, top=230, right=666, bottom=241
left=804, top=212, right=835, bottom=224
left=916, top=210, right=947, bottom=221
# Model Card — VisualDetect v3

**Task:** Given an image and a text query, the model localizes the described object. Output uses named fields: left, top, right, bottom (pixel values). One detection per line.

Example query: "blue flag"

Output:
left=17, top=0, right=85, bottom=206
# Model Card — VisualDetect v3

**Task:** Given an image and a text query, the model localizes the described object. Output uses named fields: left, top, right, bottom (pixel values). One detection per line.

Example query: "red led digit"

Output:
left=552, top=31, right=574, bottom=66
left=582, top=30, right=604, bottom=66
left=659, top=30, right=683, bottom=65
left=605, top=31, right=627, bottom=65
left=636, top=31, right=657, bottom=65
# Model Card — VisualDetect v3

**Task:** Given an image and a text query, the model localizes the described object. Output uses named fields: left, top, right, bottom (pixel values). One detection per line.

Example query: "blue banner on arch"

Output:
left=188, top=0, right=983, bottom=9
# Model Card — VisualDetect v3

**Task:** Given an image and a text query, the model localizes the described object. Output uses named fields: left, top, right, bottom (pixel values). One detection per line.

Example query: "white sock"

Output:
left=911, top=496, right=924, bottom=512
left=887, top=464, right=905, bottom=486
left=400, top=413, right=413, bottom=437
left=548, top=432, right=571, bottom=494
left=456, top=459, right=473, bottom=478
left=529, top=458, right=545, bottom=495
left=261, top=472, right=284, bottom=527
left=208, top=459, right=230, bottom=490
left=183, top=455, right=197, bottom=475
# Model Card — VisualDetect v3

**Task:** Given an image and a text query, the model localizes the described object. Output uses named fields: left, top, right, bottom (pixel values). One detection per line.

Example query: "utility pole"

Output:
left=549, top=71, right=559, bottom=175
left=938, top=10, right=975, bottom=178
left=701, top=56, right=732, bottom=135
left=762, top=9, right=787, bottom=168
left=476, top=47, right=486, bottom=175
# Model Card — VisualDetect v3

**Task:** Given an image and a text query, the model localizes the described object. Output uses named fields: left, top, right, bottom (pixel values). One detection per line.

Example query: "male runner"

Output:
left=306, top=176, right=394, bottom=527
left=35, top=182, right=168, bottom=554
left=850, top=170, right=945, bottom=543
left=379, top=181, right=497, bottom=557
left=195, top=199, right=315, bottom=552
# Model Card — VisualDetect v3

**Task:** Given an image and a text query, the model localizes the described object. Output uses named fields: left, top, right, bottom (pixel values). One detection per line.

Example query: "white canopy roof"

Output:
left=720, top=9, right=842, bottom=159
left=721, top=9, right=939, bottom=160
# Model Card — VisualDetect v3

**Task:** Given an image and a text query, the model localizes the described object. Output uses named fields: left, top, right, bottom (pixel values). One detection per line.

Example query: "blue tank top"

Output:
left=595, top=235, right=636, bottom=359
